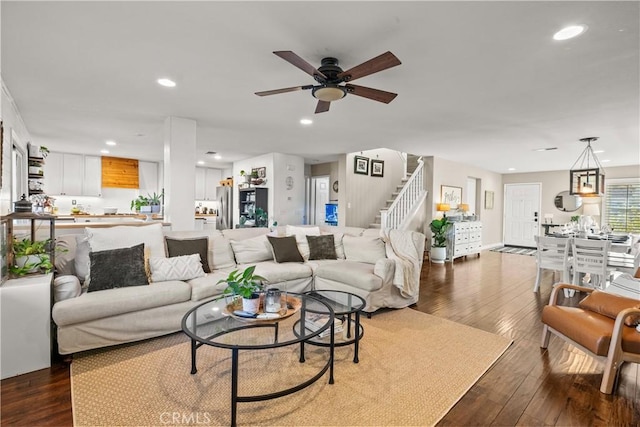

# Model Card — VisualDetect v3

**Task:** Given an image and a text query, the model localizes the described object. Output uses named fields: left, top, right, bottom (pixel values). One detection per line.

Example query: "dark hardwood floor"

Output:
left=1, top=250, right=638, bottom=426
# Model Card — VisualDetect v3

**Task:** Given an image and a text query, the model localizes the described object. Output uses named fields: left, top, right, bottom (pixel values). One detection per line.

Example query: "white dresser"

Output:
left=447, top=221, right=483, bottom=262
left=0, top=273, right=53, bottom=379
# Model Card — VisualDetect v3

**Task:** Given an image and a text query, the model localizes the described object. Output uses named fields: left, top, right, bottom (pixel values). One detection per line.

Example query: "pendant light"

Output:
left=569, top=137, right=605, bottom=197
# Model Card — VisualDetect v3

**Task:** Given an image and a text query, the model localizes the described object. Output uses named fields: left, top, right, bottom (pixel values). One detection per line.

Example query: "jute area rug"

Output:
left=71, top=308, right=512, bottom=427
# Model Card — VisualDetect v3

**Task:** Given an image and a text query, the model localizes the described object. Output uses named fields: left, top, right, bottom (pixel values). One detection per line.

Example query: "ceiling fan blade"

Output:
left=255, top=86, right=307, bottom=96
left=337, top=51, right=401, bottom=82
left=315, top=100, right=331, bottom=114
left=345, top=84, right=397, bottom=104
left=274, top=51, right=327, bottom=79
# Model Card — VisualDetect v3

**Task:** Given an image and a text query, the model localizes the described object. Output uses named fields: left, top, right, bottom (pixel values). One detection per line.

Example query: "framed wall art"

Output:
left=252, top=167, right=266, bottom=179
left=485, top=190, right=494, bottom=210
left=354, top=155, right=369, bottom=175
left=370, top=159, right=384, bottom=177
left=441, top=185, right=462, bottom=207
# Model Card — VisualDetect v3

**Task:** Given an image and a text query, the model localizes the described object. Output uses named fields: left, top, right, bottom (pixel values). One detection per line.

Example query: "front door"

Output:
left=504, top=183, right=541, bottom=247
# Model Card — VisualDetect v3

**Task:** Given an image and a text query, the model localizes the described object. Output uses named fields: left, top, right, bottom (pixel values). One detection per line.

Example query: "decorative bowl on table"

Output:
left=104, top=207, right=118, bottom=215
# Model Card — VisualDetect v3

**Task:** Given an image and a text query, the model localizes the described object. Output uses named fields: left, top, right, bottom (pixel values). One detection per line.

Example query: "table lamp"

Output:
left=436, top=203, right=450, bottom=217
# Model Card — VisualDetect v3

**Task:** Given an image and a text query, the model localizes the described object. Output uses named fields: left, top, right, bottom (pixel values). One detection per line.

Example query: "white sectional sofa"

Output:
left=52, top=223, right=425, bottom=355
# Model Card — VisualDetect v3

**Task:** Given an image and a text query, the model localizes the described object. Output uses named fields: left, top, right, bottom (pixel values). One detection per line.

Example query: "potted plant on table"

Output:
left=218, top=265, right=266, bottom=313
left=429, top=217, right=451, bottom=264
left=10, top=237, right=54, bottom=275
left=130, top=195, right=151, bottom=213
left=147, top=191, right=163, bottom=213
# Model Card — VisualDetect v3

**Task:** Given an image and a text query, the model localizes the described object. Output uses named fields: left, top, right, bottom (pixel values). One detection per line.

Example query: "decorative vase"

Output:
left=151, top=205, right=161, bottom=214
left=430, top=247, right=447, bottom=264
left=15, top=254, right=47, bottom=273
left=242, top=294, right=261, bottom=314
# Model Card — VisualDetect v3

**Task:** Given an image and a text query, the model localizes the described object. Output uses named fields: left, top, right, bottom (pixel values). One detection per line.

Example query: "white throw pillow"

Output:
left=229, top=235, right=273, bottom=264
left=342, top=235, right=386, bottom=264
left=85, top=223, right=166, bottom=258
left=74, top=235, right=91, bottom=286
left=149, top=254, right=206, bottom=282
left=286, top=225, right=321, bottom=260
left=53, top=275, right=82, bottom=302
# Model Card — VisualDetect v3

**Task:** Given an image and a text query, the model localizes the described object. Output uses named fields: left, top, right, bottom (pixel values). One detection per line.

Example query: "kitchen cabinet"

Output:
left=45, top=152, right=102, bottom=196
left=195, top=167, right=222, bottom=201
left=139, top=161, right=159, bottom=196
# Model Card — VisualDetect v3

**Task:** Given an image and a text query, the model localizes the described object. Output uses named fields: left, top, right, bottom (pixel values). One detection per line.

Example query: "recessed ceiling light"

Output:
left=157, top=78, right=176, bottom=87
left=508, top=168, right=516, bottom=171
left=214, top=154, right=222, bottom=160
left=300, top=118, right=313, bottom=125
left=105, top=140, right=116, bottom=146
left=100, top=149, right=109, bottom=154
left=197, top=160, right=205, bottom=165
left=553, top=25, right=587, bottom=41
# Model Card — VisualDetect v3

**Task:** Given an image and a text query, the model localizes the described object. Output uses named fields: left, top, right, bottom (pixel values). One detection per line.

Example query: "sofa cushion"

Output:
left=230, top=235, right=273, bottom=264
left=55, top=235, right=77, bottom=276
left=87, top=243, right=149, bottom=292
left=53, top=275, right=81, bottom=302
left=315, top=261, right=383, bottom=292
left=85, top=223, right=166, bottom=258
left=286, top=225, right=321, bottom=260
left=241, top=261, right=313, bottom=284
left=267, top=235, right=304, bottom=263
left=342, top=235, right=386, bottom=264
left=579, top=290, right=640, bottom=327
left=166, top=237, right=210, bottom=273
left=210, top=236, right=236, bottom=270
left=149, top=254, right=206, bottom=282
left=52, top=280, right=192, bottom=326
left=187, top=269, right=235, bottom=301
left=307, top=235, right=337, bottom=260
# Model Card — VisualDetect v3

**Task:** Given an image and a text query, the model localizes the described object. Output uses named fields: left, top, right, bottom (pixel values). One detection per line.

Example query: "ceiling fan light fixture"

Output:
left=312, top=86, right=346, bottom=102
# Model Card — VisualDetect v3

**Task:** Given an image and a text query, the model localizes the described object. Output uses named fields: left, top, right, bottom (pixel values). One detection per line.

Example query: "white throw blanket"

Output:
left=381, top=229, right=422, bottom=298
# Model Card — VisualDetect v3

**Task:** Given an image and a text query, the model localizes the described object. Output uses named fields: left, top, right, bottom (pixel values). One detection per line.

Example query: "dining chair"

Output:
left=571, top=238, right=615, bottom=290
left=533, top=235, right=572, bottom=293
left=607, top=234, right=640, bottom=276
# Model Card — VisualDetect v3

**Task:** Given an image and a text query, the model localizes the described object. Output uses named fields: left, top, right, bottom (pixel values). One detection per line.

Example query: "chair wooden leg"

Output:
left=601, top=353, right=623, bottom=394
left=533, top=268, right=542, bottom=292
left=540, top=324, right=551, bottom=349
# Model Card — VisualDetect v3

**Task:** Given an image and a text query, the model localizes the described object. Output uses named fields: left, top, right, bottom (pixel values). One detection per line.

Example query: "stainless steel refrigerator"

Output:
left=216, top=186, right=233, bottom=230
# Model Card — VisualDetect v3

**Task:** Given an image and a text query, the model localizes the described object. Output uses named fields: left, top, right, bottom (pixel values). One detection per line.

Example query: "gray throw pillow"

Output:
left=165, top=237, right=211, bottom=273
left=87, top=243, right=149, bottom=292
left=307, top=235, right=337, bottom=260
left=267, top=235, right=304, bottom=263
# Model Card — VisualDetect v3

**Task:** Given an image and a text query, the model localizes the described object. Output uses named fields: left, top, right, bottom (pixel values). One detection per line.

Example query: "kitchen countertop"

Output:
left=56, top=221, right=171, bottom=229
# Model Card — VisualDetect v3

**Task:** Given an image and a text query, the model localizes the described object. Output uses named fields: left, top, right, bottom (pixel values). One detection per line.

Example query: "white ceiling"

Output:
left=2, top=1, right=639, bottom=173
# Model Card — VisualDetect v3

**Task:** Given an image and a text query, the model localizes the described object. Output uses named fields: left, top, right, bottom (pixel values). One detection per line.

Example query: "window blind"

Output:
left=604, top=182, right=640, bottom=233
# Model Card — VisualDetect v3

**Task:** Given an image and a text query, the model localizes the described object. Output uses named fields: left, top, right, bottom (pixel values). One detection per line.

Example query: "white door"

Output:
left=314, top=177, right=330, bottom=225
left=504, top=183, right=541, bottom=247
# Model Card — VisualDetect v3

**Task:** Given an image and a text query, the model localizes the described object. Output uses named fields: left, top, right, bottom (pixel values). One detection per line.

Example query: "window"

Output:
left=604, top=181, right=640, bottom=233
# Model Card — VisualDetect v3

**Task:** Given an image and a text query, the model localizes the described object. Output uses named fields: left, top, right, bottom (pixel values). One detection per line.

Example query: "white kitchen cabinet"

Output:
left=83, top=155, right=102, bottom=196
left=447, top=221, right=483, bottom=262
left=45, top=152, right=100, bottom=196
left=195, top=167, right=222, bottom=201
left=139, top=161, right=159, bottom=196
left=0, top=273, right=53, bottom=379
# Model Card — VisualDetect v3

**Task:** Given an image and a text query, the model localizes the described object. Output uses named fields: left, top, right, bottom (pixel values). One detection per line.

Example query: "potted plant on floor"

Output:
left=10, top=237, right=54, bottom=275
left=218, top=265, right=266, bottom=313
left=429, top=217, right=451, bottom=264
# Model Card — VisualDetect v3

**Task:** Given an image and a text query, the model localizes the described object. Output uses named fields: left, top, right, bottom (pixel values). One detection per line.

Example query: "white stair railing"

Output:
left=380, top=158, right=425, bottom=230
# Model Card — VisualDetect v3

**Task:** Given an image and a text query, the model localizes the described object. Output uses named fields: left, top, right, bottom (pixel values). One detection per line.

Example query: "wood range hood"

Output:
left=101, top=156, right=139, bottom=189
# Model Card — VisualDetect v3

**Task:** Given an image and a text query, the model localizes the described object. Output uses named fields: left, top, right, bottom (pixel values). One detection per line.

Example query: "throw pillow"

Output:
left=87, top=243, right=149, bottom=292
left=85, top=223, right=166, bottom=258
left=149, top=254, right=206, bottom=282
left=54, top=235, right=77, bottom=277
left=74, top=235, right=91, bottom=286
left=307, top=235, right=337, bottom=260
left=165, top=237, right=211, bottom=273
left=342, top=235, right=387, bottom=264
left=53, top=275, right=82, bottom=302
left=229, top=235, right=273, bottom=264
left=579, top=290, right=640, bottom=327
left=267, top=235, right=304, bottom=263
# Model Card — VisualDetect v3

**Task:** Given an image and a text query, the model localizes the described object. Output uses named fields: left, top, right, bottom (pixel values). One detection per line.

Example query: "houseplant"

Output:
left=147, top=191, right=163, bottom=213
left=130, top=195, right=151, bottom=213
left=429, top=217, right=451, bottom=264
left=217, top=265, right=266, bottom=313
left=10, top=237, right=54, bottom=275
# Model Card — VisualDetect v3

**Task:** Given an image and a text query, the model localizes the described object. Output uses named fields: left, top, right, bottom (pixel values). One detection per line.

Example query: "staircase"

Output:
left=370, top=155, right=426, bottom=229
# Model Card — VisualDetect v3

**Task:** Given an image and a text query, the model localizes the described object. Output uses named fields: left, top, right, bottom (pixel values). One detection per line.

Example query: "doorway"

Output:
left=308, top=176, right=330, bottom=225
left=503, top=183, right=541, bottom=248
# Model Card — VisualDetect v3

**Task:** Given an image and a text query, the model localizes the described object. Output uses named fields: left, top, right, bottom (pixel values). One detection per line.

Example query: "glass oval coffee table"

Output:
left=182, top=293, right=335, bottom=427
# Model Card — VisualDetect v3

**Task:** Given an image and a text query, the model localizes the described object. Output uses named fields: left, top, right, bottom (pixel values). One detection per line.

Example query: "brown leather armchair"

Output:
left=541, top=283, right=640, bottom=394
